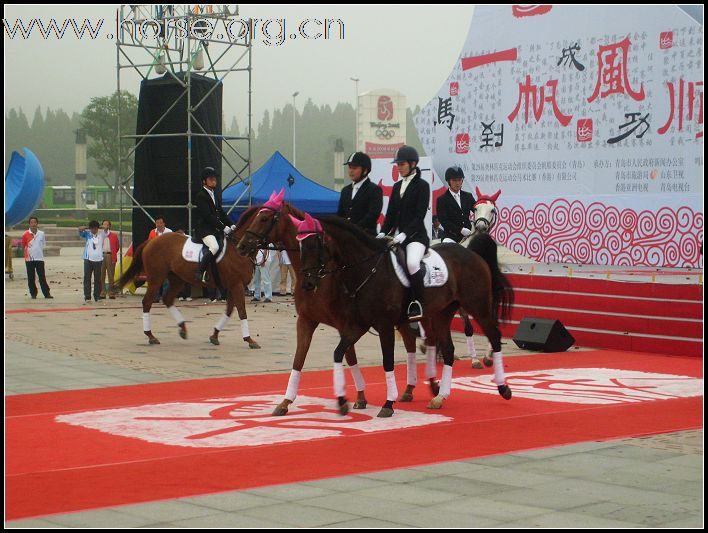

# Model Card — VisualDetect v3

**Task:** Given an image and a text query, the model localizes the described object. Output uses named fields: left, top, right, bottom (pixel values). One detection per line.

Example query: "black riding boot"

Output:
left=407, top=270, right=425, bottom=321
left=196, top=249, right=214, bottom=283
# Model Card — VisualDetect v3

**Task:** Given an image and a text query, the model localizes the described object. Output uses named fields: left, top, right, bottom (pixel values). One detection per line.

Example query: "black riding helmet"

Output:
left=391, top=145, right=419, bottom=164
left=444, top=166, right=465, bottom=182
left=201, top=167, right=218, bottom=181
left=343, top=152, right=372, bottom=174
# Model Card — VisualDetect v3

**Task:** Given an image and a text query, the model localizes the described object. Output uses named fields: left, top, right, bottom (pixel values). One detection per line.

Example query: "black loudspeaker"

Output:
left=132, top=73, right=223, bottom=247
left=513, top=317, right=575, bottom=352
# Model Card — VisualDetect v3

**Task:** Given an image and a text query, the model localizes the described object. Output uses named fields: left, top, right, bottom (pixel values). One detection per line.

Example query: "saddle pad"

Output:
left=390, top=248, right=448, bottom=288
left=181, top=236, right=228, bottom=263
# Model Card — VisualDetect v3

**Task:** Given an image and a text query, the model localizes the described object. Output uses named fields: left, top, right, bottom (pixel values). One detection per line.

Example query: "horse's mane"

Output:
left=315, top=215, right=388, bottom=252
left=234, top=205, right=261, bottom=231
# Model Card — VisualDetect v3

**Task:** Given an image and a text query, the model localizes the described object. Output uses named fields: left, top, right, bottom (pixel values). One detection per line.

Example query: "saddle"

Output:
left=182, top=234, right=228, bottom=263
left=389, top=244, right=448, bottom=288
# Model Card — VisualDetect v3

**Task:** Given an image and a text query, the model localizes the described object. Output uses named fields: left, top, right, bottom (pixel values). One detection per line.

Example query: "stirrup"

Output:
left=407, top=300, right=423, bottom=321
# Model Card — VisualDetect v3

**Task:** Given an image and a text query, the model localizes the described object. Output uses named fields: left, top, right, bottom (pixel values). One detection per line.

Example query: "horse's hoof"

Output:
left=498, top=384, right=512, bottom=400
left=427, top=395, right=444, bottom=409
left=429, top=379, right=440, bottom=396
left=209, top=335, right=220, bottom=345
left=179, top=329, right=187, bottom=340
left=483, top=356, right=493, bottom=367
left=377, top=407, right=394, bottom=418
left=338, top=402, right=350, bottom=416
left=148, top=338, right=160, bottom=345
left=471, top=359, right=483, bottom=369
left=353, top=400, right=367, bottom=409
left=272, top=405, right=289, bottom=416
left=399, top=392, right=414, bottom=402
left=418, top=342, right=426, bottom=355
left=248, top=341, right=261, bottom=349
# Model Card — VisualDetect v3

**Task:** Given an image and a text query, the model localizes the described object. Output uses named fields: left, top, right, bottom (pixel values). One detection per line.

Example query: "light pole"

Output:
left=292, top=91, right=299, bottom=166
left=350, top=77, right=359, bottom=151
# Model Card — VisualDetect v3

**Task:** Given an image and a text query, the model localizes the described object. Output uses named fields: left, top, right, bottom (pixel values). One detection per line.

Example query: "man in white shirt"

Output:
left=78, top=220, right=106, bottom=303
left=21, top=216, right=53, bottom=299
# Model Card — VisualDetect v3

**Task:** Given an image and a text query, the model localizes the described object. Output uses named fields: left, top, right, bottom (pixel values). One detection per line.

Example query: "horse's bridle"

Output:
left=473, top=199, right=498, bottom=232
left=243, top=207, right=281, bottom=251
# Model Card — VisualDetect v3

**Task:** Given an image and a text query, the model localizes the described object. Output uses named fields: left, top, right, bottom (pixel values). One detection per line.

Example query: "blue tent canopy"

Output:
left=222, top=151, right=339, bottom=215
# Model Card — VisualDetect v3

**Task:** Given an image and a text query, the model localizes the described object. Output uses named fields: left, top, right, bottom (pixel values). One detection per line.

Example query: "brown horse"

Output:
left=239, top=201, right=513, bottom=416
left=236, top=197, right=419, bottom=417
left=117, top=207, right=261, bottom=348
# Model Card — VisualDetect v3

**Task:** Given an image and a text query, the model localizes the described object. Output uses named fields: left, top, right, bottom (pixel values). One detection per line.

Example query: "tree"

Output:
left=80, top=91, right=138, bottom=197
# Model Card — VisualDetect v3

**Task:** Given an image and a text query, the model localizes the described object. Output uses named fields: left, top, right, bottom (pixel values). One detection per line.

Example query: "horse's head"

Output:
left=473, top=187, right=501, bottom=233
left=289, top=212, right=326, bottom=291
left=237, top=189, right=286, bottom=256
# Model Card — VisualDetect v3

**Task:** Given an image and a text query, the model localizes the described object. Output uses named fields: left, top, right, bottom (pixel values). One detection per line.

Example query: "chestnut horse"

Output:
left=236, top=196, right=419, bottom=417
left=239, top=201, right=513, bottom=416
left=117, top=207, right=261, bottom=348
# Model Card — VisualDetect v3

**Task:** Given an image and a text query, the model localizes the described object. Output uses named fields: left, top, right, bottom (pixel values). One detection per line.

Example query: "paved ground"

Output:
left=4, top=252, right=703, bottom=527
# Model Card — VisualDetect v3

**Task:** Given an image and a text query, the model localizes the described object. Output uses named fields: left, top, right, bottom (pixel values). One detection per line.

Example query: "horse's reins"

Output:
left=299, top=231, right=394, bottom=298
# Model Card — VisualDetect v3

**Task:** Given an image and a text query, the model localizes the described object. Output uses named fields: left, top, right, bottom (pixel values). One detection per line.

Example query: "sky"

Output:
left=4, top=4, right=476, bottom=125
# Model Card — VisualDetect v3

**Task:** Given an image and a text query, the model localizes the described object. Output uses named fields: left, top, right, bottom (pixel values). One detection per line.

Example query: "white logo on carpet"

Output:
left=56, top=394, right=451, bottom=448
left=452, top=368, right=703, bottom=404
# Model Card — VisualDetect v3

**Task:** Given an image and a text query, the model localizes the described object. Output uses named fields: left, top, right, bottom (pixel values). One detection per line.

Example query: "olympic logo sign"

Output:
left=376, top=128, right=396, bottom=140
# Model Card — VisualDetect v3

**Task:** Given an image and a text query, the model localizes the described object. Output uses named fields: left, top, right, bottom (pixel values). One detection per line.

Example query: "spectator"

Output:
left=78, top=220, right=105, bottom=303
left=431, top=215, right=446, bottom=241
left=21, top=216, right=53, bottom=299
left=148, top=215, right=172, bottom=303
left=251, top=248, right=273, bottom=303
left=278, top=250, right=296, bottom=296
left=100, top=220, right=120, bottom=299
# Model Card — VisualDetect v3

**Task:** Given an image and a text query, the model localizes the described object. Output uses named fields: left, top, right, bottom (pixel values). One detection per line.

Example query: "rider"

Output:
left=379, top=145, right=430, bottom=321
left=337, top=151, right=383, bottom=236
left=436, top=166, right=476, bottom=243
left=194, top=166, right=235, bottom=283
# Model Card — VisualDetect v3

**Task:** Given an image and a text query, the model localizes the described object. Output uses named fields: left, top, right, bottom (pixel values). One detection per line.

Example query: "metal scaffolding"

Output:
left=115, top=4, right=253, bottom=241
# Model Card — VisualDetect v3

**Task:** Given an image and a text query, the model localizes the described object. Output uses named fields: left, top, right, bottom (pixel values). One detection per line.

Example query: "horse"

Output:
left=421, top=187, right=503, bottom=369
left=272, top=210, right=514, bottom=415
left=235, top=192, right=418, bottom=416
left=117, top=207, right=261, bottom=348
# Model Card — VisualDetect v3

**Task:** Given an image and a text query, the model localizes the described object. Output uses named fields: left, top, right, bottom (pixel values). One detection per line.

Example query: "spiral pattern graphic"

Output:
left=495, top=200, right=703, bottom=268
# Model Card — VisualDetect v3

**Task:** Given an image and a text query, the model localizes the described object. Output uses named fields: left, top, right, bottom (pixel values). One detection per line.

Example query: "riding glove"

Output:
left=376, top=232, right=386, bottom=239
left=223, top=226, right=232, bottom=235
left=393, top=232, right=407, bottom=244
left=460, top=228, right=473, bottom=237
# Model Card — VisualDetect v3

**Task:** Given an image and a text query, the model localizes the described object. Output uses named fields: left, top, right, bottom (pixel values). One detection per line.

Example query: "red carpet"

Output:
left=5, top=350, right=703, bottom=521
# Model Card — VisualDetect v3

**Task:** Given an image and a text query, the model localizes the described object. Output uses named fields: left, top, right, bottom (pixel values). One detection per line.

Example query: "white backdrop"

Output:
left=415, top=5, right=703, bottom=267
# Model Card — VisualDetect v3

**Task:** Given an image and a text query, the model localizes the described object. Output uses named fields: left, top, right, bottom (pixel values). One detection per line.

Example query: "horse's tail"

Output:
left=467, top=233, right=514, bottom=322
left=117, top=240, right=148, bottom=289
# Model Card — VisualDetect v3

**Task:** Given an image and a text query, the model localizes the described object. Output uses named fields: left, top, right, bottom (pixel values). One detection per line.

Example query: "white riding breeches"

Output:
left=406, top=242, right=426, bottom=275
left=203, top=234, right=219, bottom=255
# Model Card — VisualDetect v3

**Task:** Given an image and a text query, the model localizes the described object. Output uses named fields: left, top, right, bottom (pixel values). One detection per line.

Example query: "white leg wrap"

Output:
left=406, top=352, right=418, bottom=386
left=385, top=371, right=398, bottom=402
left=466, top=336, right=477, bottom=358
left=240, top=319, right=250, bottom=338
left=348, top=364, right=366, bottom=392
left=142, top=312, right=151, bottom=332
left=333, top=362, right=346, bottom=397
left=167, top=305, right=185, bottom=325
left=426, top=345, right=437, bottom=379
left=418, top=322, right=426, bottom=338
left=215, top=313, right=230, bottom=331
left=284, top=369, right=301, bottom=401
left=493, top=351, right=506, bottom=385
left=440, top=364, right=453, bottom=398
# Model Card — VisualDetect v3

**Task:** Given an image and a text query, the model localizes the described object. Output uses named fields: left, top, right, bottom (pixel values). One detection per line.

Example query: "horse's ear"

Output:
left=491, top=189, right=501, bottom=202
left=475, top=186, right=483, bottom=198
left=276, top=188, right=285, bottom=202
left=303, top=212, right=314, bottom=223
left=288, top=214, right=303, bottom=228
left=267, top=191, right=276, bottom=202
